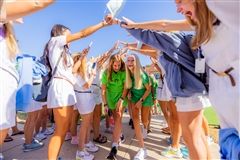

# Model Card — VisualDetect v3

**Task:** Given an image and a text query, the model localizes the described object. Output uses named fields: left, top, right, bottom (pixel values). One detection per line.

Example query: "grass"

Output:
left=204, top=107, right=220, bottom=126
left=203, top=107, right=220, bottom=143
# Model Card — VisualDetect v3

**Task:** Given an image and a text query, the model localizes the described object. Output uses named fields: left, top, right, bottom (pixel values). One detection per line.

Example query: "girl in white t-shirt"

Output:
left=0, top=1, right=54, bottom=158
left=92, top=46, right=115, bottom=144
left=45, top=20, right=112, bottom=160
left=0, top=22, right=19, bottom=147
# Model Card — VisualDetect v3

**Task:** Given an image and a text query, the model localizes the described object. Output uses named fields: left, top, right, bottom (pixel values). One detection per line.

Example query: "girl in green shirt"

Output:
left=125, top=54, right=153, bottom=160
left=101, top=54, right=128, bottom=160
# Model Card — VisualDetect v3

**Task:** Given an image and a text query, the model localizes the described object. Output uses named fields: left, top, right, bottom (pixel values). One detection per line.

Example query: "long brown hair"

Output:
left=43, top=24, right=70, bottom=68
left=4, top=23, right=19, bottom=59
left=106, top=53, right=125, bottom=82
left=187, top=0, right=216, bottom=50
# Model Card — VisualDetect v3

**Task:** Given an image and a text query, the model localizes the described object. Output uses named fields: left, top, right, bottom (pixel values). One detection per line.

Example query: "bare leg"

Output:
left=48, top=106, right=73, bottom=160
left=70, top=110, right=80, bottom=137
left=147, top=111, right=152, bottom=131
left=202, top=115, right=212, bottom=159
left=78, top=112, right=93, bottom=151
left=35, top=108, right=45, bottom=134
left=202, top=115, right=210, bottom=136
left=112, top=107, right=124, bottom=144
left=141, top=107, right=151, bottom=129
left=158, top=100, right=170, bottom=128
left=24, top=111, right=40, bottom=144
left=178, top=110, right=207, bottom=159
left=168, top=101, right=181, bottom=149
left=93, top=104, right=101, bottom=139
left=131, top=104, right=144, bottom=148
left=41, top=106, right=49, bottom=132
left=0, top=129, right=9, bottom=145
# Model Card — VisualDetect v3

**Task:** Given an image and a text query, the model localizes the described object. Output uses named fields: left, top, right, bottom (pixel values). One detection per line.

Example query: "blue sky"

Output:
left=14, top=0, right=184, bottom=66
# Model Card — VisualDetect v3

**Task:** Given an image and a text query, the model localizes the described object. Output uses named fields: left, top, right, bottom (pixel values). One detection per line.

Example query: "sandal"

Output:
left=161, top=127, right=169, bottom=131
left=11, top=130, right=24, bottom=136
left=4, top=136, right=13, bottom=142
left=93, top=134, right=107, bottom=144
left=161, top=129, right=170, bottom=135
left=147, top=128, right=152, bottom=134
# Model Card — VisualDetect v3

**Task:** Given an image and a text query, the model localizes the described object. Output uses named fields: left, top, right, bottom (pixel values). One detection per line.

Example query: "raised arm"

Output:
left=120, top=41, right=159, bottom=59
left=150, top=57, right=163, bottom=76
left=97, top=42, right=118, bottom=67
left=82, top=69, right=96, bottom=89
left=122, top=17, right=192, bottom=31
left=66, top=20, right=109, bottom=43
left=4, top=0, right=54, bottom=21
left=104, top=14, right=192, bottom=31
left=72, top=48, right=89, bottom=74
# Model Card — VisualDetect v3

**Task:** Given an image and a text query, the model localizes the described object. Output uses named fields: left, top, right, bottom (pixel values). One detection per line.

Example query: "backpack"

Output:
left=32, top=55, right=52, bottom=102
left=32, top=52, right=63, bottom=102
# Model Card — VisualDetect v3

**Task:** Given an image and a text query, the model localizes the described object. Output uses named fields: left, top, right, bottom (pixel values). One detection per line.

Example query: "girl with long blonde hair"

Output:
left=0, top=22, right=19, bottom=148
left=0, top=1, right=54, bottom=157
left=72, top=51, right=99, bottom=160
left=125, top=54, right=153, bottom=160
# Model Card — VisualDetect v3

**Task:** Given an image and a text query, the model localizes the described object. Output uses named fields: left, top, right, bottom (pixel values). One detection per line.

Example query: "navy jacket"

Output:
left=125, top=28, right=207, bottom=97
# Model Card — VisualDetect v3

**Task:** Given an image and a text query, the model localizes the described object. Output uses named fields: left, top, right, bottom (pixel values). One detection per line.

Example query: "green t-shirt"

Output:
left=131, top=72, right=153, bottom=107
left=101, top=70, right=127, bottom=109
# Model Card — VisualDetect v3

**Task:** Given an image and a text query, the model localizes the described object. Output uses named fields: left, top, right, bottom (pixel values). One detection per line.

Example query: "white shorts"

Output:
left=47, top=78, right=76, bottom=108
left=92, top=85, right=102, bottom=105
left=0, top=69, right=18, bottom=129
left=75, top=92, right=95, bottom=115
left=176, top=94, right=207, bottom=112
left=25, top=100, right=46, bottom=113
left=157, top=78, right=172, bottom=101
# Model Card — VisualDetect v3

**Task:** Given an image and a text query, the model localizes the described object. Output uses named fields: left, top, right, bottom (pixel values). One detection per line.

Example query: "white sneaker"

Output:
left=65, top=132, right=72, bottom=141
left=76, top=150, right=94, bottom=160
left=207, top=136, right=214, bottom=145
left=134, top=148, right=147, bottom=160
left=42, top=128, right=54, bottom=136
left=0, top=153, right=4, bottom=160
left=71, top=136, right=79, bottom=145
left=142, top=126, right=148, bottom=140
left=161, top=146, right=183, bottom=158
left=85, top=141, right=99, bottom=153
left=180, top=136, right=186, bottom=145
left=34, top=132, right=47, bottom=142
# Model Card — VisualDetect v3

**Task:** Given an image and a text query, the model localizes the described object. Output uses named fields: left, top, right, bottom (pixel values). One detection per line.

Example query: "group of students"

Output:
left=0, top=0, right=239, bottom=160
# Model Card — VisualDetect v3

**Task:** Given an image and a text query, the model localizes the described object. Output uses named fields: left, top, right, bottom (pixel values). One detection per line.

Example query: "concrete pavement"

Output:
left=1, top=114, right=220, bottom=160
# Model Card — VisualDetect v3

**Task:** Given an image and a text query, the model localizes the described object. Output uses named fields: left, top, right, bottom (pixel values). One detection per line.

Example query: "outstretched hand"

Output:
left=108, top=41, right=119, bottom=53
left=150, top=57, right=158, bottom=64
left=81, top=47, right=90, bottom=57
left=104, top=14, right=119, bottom=25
